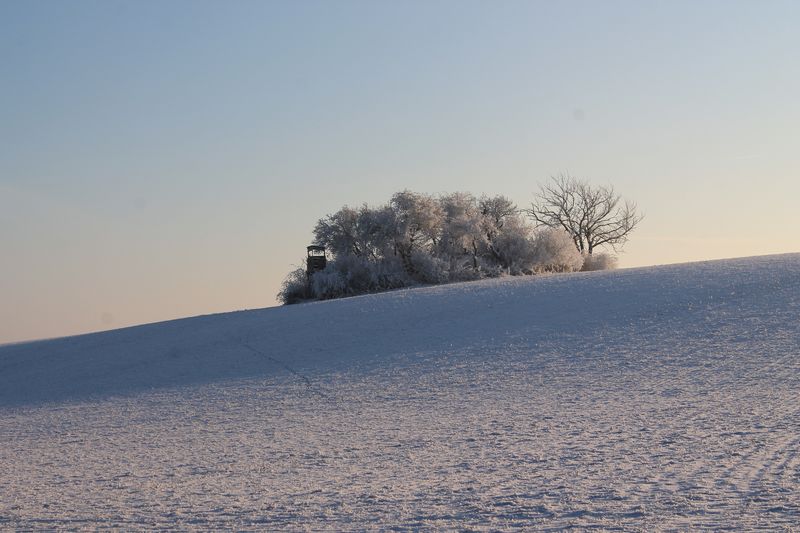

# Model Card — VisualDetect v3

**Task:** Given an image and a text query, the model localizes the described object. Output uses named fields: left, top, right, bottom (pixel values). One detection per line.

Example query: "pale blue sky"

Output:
left=2, top=0, right=798, bottom=343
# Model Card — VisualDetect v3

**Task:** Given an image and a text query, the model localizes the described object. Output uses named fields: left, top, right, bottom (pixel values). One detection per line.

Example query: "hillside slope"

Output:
left=3, top=253, right=796, bottom=408
left=1, top=253, right=799, bottom=529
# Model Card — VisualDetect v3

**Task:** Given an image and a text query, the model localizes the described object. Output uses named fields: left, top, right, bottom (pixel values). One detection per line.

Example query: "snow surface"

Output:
left=1, top=253, right=799, bottom=530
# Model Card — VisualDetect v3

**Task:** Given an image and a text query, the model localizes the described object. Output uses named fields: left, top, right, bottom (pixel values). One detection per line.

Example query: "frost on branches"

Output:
left=280, top=183, right=637, bottom=304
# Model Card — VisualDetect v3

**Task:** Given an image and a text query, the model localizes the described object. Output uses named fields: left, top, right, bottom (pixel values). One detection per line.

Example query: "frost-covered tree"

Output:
left=439, top=192, right=485, bottom=275
left=389, top=191, right=444, bottom=279
left=487, top=214, right=536, bottom=274
left=479, top=195, right=517, bottom=238
left=282, top=185, right=631, bottom=304
left=479, top=195, right=519, bottom=267
left=313, top=204, right=395, bottom=261
left=312, top=206, right=361, bottom=258
left=528, top=174, right=642, bottom=255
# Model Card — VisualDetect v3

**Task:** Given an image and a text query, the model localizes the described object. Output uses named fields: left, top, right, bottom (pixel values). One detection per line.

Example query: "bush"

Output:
left=282, top=186, right=636, bottom=304
left=491, top=216, right=536, bottom=274
left=581, top=252, right=619, bottom=271
left=408, top=249, right=449, bottom=284
left=310, top=255, right=413, bottom=300
left=310, top=267, right=348, bottom=300
left=531, top=228, right=584, bottom=273
left=367, top=255, right=412, bottom=290
left=277, top=268, right=310, bottom=304
left=477, top=257, right=504, bottom=278
left=332, top=255, right=375, bottom=295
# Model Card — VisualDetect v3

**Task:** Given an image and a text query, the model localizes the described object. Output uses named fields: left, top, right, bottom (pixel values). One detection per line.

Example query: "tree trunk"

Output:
left=397, top=243, right=417, bottom=278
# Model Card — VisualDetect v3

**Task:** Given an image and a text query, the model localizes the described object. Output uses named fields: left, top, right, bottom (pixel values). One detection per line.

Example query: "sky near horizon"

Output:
left=1, top=0, right=799, bottom=344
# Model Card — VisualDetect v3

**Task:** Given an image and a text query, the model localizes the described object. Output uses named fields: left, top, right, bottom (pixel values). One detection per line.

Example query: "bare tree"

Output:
left=527, top=174, right=643, bottom=255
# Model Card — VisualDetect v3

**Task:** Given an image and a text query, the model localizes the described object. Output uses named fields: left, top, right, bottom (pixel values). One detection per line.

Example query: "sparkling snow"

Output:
left=1, top=254, right=799, bottom=529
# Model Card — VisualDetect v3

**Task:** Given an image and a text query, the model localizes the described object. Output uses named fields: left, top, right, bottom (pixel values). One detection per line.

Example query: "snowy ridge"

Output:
left=3, top=253, right=795, bottom=408
left=1, top=253, right=799, bottom=529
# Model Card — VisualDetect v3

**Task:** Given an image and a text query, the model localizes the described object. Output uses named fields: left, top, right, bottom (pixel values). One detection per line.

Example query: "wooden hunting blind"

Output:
left=306, top=245, right=327, bottom=276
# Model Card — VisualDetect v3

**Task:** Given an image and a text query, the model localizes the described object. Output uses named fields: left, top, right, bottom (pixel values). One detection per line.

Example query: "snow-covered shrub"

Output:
left=310, top=255, right=413, bottom=300
left=334, top=255, right=375, bottom=294
left=581, top=252, right=619, bottom=271
left=368, top=255, right=412, bottom=290
left=447, top=260, right=483, bottom=281
left=531, top=228, right=584, bottom=273
left=407, top=249, right=449, bottom=284
left=477, top=256, right=504, bottom=278
left=491, top=215, right=536, bottom=274
left=277, top=267, right=310, bottom=304
left=310, top=267, right=348, bottom=300
left=310, top=257, right=371, bottom=299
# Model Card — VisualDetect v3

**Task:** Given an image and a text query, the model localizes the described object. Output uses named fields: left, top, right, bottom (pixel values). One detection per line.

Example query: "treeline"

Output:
left=279, top=178, right=635, bottom=304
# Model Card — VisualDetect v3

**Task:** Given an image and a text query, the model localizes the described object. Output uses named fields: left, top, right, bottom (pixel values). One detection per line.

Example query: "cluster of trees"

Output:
left=279, top=175, right=642, bottom=304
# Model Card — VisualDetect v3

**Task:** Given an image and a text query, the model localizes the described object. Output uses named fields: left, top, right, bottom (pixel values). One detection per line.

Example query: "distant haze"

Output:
left=2, top=0, right=798, bottom=343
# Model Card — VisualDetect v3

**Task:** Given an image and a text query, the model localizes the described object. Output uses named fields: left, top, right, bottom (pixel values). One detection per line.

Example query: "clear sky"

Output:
left=2, top=0, right=798, bottom=344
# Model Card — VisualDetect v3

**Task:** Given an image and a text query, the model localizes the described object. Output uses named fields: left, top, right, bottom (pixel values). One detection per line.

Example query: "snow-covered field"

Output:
left=1, top=254, right=799, bottom=530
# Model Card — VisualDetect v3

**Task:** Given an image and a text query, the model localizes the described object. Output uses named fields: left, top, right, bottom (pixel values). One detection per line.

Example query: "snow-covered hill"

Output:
left=1, top=254, right=799, bottom=529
